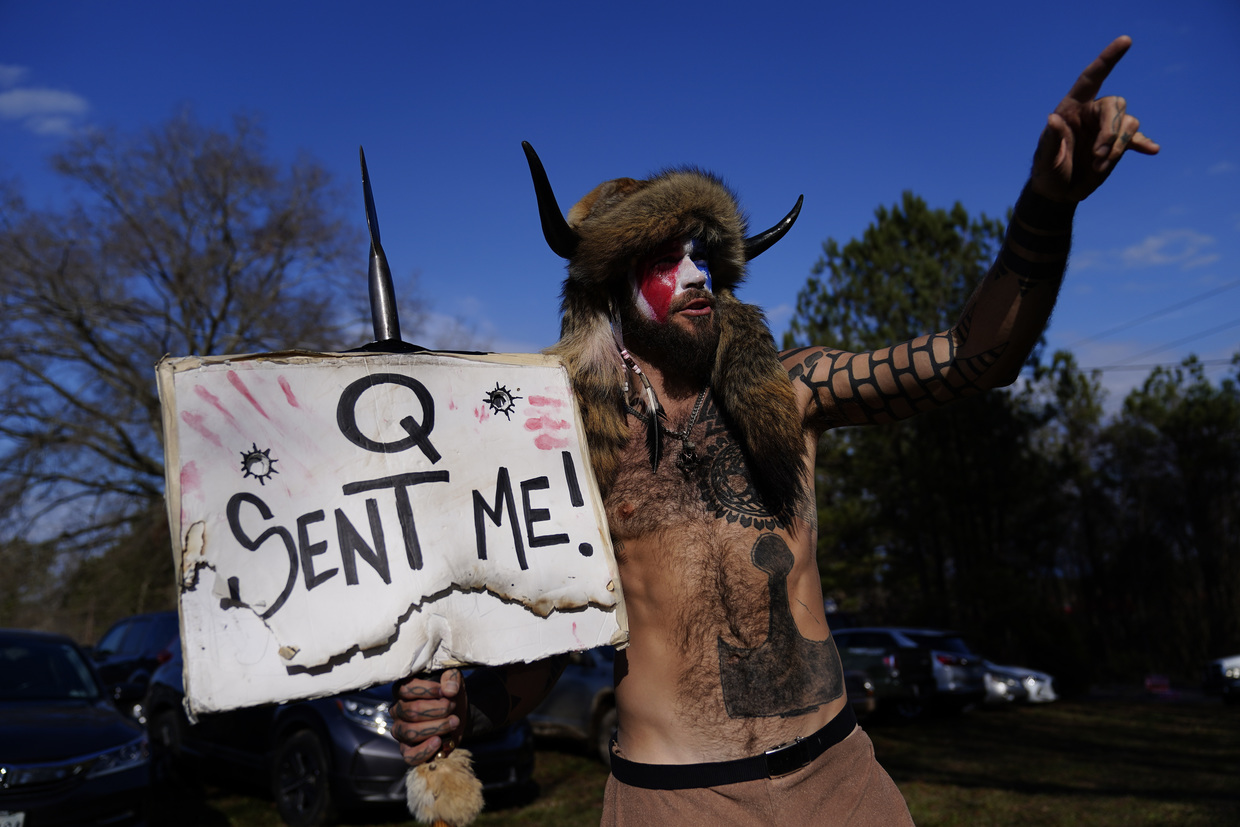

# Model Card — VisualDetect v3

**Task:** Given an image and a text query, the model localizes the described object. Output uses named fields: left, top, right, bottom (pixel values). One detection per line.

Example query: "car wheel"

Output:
left=593, top=705, right=618, bottom=766
left=889, top=684, right=925, bottom=722
left=271, top=729, right=336, bottom=827
left=148, top=709, right=184, bottom=784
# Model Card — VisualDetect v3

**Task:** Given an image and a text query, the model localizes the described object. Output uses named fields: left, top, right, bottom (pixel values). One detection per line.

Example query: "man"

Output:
left=391, top=37, right=1156, bottom=825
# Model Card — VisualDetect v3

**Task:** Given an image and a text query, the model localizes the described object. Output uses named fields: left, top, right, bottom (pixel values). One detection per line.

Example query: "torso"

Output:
left=605, top=389, right=847, bottom=764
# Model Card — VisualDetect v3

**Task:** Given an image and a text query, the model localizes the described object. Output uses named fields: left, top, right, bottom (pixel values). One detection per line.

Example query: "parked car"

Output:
left=529, top=646, right=617, bottom=764
left=89, top=610, right=178, bottom=712
left=831, top=628, right=937, bottom=720
left=983, top=667, right=1029, bottom=705
left=0, top=628, right=150, bottom=826
left=1202, top=653, right=1240, bottom=694
left=843, top=670, right=878, bottom=719
left=834, top=627, right=987, bottom=715
left=144, top=636, right=535, bottom=827
left=984, top=661, right=1057, bottom=705
left=529, top=646, right=879, bottom=761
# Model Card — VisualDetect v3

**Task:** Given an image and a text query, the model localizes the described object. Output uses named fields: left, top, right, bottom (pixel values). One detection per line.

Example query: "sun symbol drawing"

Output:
left=483, top=382, right=522, bottom=420
left=239, top=443, right=279, bottom=485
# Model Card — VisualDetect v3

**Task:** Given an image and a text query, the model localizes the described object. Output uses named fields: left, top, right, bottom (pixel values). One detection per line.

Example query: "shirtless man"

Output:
left=391, top=37, right=1156, bottom=825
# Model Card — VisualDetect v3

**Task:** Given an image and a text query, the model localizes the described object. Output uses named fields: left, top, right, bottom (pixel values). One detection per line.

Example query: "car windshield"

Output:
left=0, top=638, right=102, bottom=701
left=904, top=633, right=975, bottom=655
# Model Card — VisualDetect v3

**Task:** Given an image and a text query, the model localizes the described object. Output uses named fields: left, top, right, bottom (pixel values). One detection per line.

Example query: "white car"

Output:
left=984, top=661, right=1058, bottom=703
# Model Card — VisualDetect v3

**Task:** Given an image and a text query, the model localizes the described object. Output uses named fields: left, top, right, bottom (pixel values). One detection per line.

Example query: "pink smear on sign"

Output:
left=526, top=390, right=572, bottom=450
left=181, top=411, right=224, bottom=448
left=193, top=385, right=239, bottom=431
left=524, top=415, right=569, bottom=432
left=180, top=461, right=201, bottom=495
left=278, top=376, right=300, bottom=408
left=474, top=406, right=490, bottom=423
left=228, top=371, right=269, bottom=419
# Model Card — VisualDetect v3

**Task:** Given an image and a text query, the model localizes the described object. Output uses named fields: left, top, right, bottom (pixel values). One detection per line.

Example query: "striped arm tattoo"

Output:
left=783, top=339, right=1003, bottom=427
left=785, top=184, right=1074, bottom=428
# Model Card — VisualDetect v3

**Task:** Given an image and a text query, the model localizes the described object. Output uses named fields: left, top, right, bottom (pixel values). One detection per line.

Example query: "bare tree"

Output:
left=0, top=112, right=362, bottom=553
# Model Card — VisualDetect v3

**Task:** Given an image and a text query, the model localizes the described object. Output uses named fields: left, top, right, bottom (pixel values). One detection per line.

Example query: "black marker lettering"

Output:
left=225, top=492, right=298, bottom=618
left=335, top=499, right=391, bottom=585
left=473, top=467, right=527, bottom=570
left=343, top=471, right=449, bottom=572
left=336, top=373, right=441, bottom=463
left=296, top=509, right=337, bottom=590
left=561, top=451, right=584, bottom=507
left=521, top=476, right=569, bottom=549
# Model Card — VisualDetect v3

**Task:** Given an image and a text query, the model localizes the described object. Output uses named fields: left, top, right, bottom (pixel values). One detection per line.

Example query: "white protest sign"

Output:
left=157, top=350, right=625, bottom=715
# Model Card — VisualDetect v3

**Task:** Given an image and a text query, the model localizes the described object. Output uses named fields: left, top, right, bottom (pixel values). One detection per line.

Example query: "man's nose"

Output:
left=676, top=255, right=708, bottom=289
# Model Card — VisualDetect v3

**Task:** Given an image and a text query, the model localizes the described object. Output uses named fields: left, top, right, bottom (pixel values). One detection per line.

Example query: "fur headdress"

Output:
left=522, top=142, right=808, bottom=521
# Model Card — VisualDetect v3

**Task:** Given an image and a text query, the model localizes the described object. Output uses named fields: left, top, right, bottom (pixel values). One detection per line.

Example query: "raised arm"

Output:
left=786, top=36, right=1157, bottom=431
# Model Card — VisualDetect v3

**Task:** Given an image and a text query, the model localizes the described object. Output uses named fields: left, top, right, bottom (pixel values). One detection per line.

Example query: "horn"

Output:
left=743, top=195, right=804, bottom=260
left=522, top=141, right=580, bottom=259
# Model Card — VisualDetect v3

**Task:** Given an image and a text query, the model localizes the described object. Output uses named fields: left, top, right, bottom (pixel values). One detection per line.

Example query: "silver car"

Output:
left=985, top=662, right=1058, bottom=704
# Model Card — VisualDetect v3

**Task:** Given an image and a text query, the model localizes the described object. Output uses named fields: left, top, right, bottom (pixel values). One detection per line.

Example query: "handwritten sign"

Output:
left=157, top=350, right=625, bottom=715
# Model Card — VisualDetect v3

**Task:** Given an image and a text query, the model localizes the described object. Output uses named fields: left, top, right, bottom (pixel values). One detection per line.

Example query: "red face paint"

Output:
left=633, top=239, right=712, bottom=323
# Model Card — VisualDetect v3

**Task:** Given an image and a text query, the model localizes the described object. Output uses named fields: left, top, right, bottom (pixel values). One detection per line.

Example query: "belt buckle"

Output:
left=763, top=736, right=805, bottom=778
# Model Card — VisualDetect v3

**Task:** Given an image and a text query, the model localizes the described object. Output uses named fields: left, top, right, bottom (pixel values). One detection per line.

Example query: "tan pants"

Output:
left=601, top=726, right=914, bottom=827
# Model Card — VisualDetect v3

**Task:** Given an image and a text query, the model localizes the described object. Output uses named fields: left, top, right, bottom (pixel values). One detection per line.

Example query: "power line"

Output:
left=1078, top=358, right=1235, bottom=373
left=1110, top=317, right=1240, bottom=365
left=1067, top=279, right=1240, bottom=348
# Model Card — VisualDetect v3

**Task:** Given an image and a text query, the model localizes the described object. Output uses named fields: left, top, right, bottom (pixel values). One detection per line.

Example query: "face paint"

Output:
left=632, top=239, right=712, bottom=323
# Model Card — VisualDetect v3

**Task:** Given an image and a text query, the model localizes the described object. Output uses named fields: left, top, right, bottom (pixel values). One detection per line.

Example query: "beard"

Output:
left=618, top=289, right=720, bottom=386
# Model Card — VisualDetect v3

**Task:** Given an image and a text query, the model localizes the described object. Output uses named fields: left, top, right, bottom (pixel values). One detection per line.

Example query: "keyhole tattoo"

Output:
left=717, top=534, right=844, bottom=718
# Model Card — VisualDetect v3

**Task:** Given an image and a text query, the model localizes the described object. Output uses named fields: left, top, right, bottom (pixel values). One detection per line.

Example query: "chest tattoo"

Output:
left=690, top=400, right=787, bottom=531
left=717, top=533, right=844, bottom=718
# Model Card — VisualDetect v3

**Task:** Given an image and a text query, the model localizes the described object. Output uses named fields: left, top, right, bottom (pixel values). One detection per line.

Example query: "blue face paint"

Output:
left=634, top=239, right=713, bottom=322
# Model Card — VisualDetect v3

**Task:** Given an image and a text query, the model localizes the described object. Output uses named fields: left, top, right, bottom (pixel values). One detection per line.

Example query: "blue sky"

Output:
left=3, top=0, right=1238, bottom=409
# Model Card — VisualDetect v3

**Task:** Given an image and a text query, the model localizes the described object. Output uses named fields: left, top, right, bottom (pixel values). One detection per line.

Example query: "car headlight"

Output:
left=339, top=696, right=394, bottom=734
left=86, top=734, right=150, bottom=778
left=1225, top=666, right=1240, bottom=680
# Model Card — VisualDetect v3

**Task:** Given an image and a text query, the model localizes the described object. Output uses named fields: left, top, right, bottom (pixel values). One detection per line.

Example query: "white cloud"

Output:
left=0, top=81, right=90, bottom=136
left=1209, top=161, right=1237, bottom=175
left=0, top=64, right=29, bottom=88
left=1118, top=229, right=1217, bottom=270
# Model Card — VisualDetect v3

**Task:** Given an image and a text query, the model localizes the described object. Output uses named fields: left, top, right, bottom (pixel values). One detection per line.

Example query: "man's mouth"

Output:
left=675, top=292, right=714, bottom=317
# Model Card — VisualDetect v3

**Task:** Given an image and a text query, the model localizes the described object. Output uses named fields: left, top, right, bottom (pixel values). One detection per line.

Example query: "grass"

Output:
left=152, top=692, right=1240, bottom=826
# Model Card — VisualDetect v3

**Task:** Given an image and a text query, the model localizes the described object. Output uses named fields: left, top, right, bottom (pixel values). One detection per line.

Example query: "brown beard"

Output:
left=619, top=289, right=720, bottom=388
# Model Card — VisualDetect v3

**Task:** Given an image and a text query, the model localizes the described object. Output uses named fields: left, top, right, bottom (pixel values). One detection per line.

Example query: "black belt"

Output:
left=609, top=704, right=857, bottom=790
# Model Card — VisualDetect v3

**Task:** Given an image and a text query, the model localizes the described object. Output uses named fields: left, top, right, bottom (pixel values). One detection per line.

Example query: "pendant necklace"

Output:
left=627, top=387, right=709, bottom=473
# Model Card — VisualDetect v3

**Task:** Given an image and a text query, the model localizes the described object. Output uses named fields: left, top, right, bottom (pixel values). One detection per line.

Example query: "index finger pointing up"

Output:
left=1067, top=35, right=1133, bottom=103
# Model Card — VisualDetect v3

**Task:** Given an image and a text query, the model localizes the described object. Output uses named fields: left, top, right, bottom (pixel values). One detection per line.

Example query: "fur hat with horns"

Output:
left=522, top=142, right=808, bottom=522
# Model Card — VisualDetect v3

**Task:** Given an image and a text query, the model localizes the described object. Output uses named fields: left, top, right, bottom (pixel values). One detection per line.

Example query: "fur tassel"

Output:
left=711, top=292, right=808, bottom=521
left=405, top=750, right=484, bottom=827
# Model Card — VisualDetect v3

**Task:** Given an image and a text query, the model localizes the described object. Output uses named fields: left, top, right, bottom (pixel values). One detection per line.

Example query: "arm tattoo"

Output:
left=784, top=184, right=1072, bottom=427
left=786, top=336, right=1002, bottom=427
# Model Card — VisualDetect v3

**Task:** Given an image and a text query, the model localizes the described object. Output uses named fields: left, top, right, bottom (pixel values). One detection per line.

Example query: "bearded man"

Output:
left=391, top=37, right=1157, bottom=825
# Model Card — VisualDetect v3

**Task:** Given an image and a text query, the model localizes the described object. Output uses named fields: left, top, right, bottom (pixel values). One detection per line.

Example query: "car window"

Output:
left=0, top=640, right=101, bottom=701
left=905, top=633, right=975, bottom=655
left=118, top=617, right=152, bottom=656
left=96, top=620, right=131, bottom=655
left=836, top=632, right=890, bottom=649
left=141, top=614, right=178, bottom=654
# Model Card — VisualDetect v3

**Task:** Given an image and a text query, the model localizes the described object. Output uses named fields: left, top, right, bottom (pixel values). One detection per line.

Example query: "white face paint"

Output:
left=631, top=238, right=713, bottom=323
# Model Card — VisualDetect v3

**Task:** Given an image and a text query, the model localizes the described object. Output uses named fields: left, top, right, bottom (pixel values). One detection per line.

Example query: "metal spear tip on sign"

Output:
left=357, top=147, right=418, bottom=353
